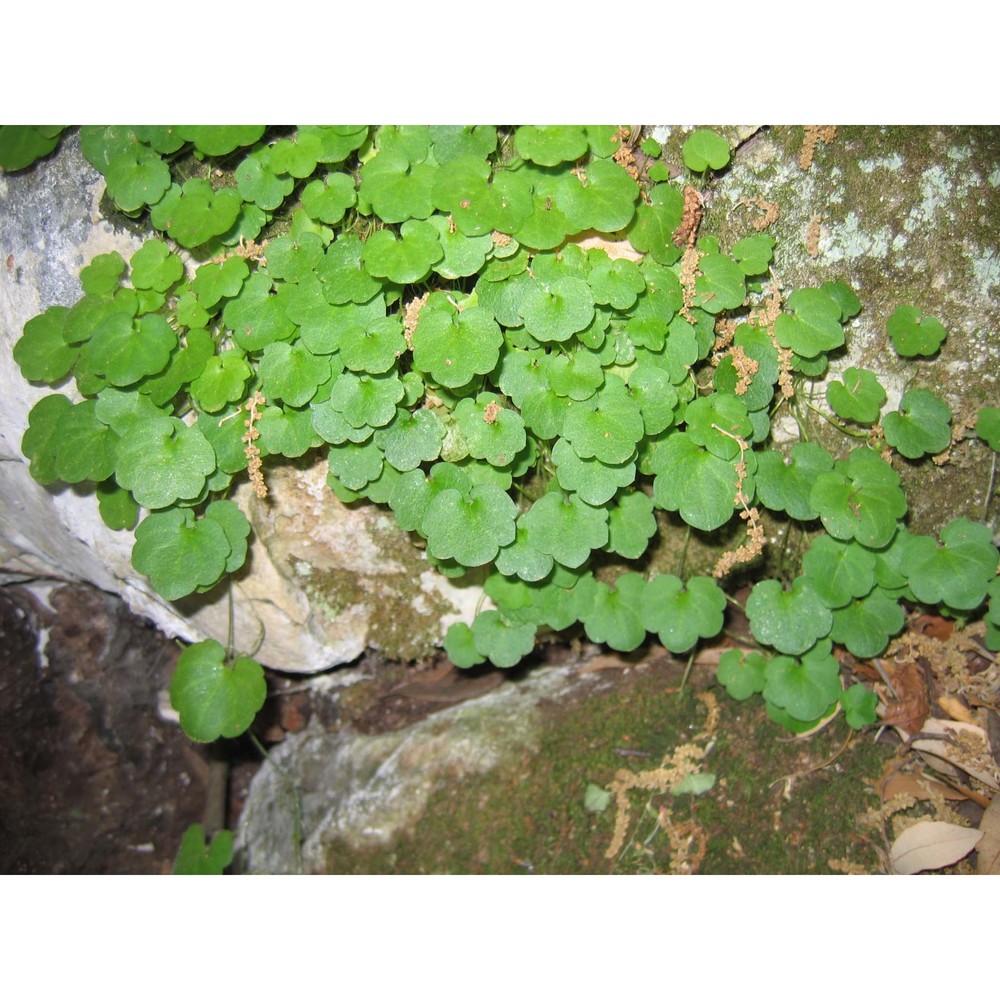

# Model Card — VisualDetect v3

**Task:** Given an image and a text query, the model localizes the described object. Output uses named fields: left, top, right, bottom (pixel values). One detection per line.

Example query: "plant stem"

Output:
left=249, top=730, right=305, bottom=875
left=677, top=525, right=691, bottom=579
left=984, top=449, right=998, bottom=521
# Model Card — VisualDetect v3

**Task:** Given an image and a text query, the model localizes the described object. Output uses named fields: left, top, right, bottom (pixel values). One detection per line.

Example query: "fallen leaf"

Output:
left=880, top=660, right=930, bottom=733
left=936, top=694, right=975, bottom=724
left=914, top=613, right=954, bottom=640
left=987, top=710, right=1000, bottom=770
left=878, top=769, right=965, bottom=803
left=890, top=821, right=983, bottom=874
left=566, top=232, right=643, bottom=261
left=976, top=796, right=1000, bottom=875
left=909, top=719, right=1000, bottom=790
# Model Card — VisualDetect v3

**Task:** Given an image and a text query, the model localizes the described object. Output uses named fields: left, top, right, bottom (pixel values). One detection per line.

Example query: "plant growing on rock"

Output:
left=8, top=125, right=999, bottom=745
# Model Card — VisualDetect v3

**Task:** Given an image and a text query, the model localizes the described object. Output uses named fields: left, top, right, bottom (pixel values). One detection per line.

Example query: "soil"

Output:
left=1, top=581, right=992, bottom=875
left=0, top=581, right=535, bottom=874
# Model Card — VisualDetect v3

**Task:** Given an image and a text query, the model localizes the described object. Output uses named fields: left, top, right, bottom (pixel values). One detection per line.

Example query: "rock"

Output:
left=0, top=132, right=481, bottom=672
left=234, top=662, right=605, bottom=873
left=673, top=125, right=999, bottom=536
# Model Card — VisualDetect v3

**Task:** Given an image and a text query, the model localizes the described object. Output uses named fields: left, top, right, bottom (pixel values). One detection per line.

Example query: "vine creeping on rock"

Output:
left=5, top=125, right=999, bottom=750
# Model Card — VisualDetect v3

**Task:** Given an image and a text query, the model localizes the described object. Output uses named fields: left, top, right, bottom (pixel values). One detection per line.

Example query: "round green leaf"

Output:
left=746, top=578, right=833, bottom=656
left=375, top=407, right=444, bottom=472
left=362, top=220, right=443, bottom=284
left=83, top=312, right=177, bottom=386
left=829, top=588, right=905, bottom=658
left=580, top=573, right=648, bottom=652
left=887, top=306, right=947, bottom=357
left=693, top=253, right=745, bottom=314
left=755, top=441, right=834, bottom=520
left=774, top=287, right=845, bottom=358
left=801, top=535, right=877, bottom=609
left=975, top=406, right=1000, bottom=451
left=763, top=646, right=842, bottom=723
left=682, top=129, right=730, bottom=172
left=519, top=491, right=608, bottom=569
left=519, top=276, right=595, bottom=343
left=422, top=483, right=517, bottom=567
left=826, top=367, right=886, bottom=424
left=561, top=375, right=644, bottom=466
left=810, top=448, right=907, bottom=548
left=130, top=239, right=184, bottom=293
left=14, top=306, right=77, bottom=383
left=412, top=305, right=503, bottom=389
left=650, top=432, right=740, bottom=531
left=301, top=172, right=357, bottom=225
left=882, top=388, right=952, bottom=459
left=641, top=574, right=726, bottom=653
left=177, top=126, right=265, bottom=157
left=901, top=518, right=998, bottom=610
left=471, top=611, right=537, bottom=668
left=841, top=683, right=878, bottom=730
left=444, top=621, right=486, bottom=668
left=170, top=639, right=266, bottom=742
left=555, top=158, right=638, bottom=232
left=514, top=125, right=588, bottom=166
left=132, top=509, right=231, bottom=600
left=115, top=416, right=217, bottom=509
left=716, top=649, right=768, bottom=701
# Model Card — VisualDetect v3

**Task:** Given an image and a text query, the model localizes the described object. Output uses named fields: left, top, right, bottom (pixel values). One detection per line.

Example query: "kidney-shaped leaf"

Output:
left=170, top=639, right=267, bottom=743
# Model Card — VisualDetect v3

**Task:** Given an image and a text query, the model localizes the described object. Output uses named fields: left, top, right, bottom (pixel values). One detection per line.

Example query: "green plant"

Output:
left=11, top=125, right=1000, bottom=743
left=172, top=823, right=234, bottom=875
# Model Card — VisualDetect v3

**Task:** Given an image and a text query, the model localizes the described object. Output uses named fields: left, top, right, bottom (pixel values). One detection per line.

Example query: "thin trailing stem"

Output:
left=984, top=449, right=998, bottom=522
left=249, top=730, right=304, bottom=875
left=676, top=524, right=692, bottom=579
left=802, top=398, right=870, bottom=439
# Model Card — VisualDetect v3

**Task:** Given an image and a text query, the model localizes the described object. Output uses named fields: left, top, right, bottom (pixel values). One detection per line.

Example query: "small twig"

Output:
left=872, top=658, right=900, bottom=700
left=770, top=729, right=854, bottom=788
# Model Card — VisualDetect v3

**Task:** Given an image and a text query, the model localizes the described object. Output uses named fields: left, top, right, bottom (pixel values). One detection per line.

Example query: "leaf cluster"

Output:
left=13, top=126, right=998, bottom=744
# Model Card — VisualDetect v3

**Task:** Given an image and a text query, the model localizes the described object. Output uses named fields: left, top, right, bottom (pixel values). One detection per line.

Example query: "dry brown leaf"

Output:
left=913, top=613, right=955, bottom=639
left=565, top=232, right=643, bottom=261
left=880, top=660, right=930, bottom=732
left=937, top=694, right=975, bottom=723
left=890, top=820, right=983, bottom=874
left=910, top=719, right=1000, bottom=790
left=976, top=796, right=1000, bottom=874
left=878, top=770, right=966, bottom=803
left=987, top=710, right=1000, bottom=769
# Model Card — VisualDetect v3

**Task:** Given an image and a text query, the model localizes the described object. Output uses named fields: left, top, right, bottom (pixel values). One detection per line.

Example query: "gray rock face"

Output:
left=0, top=132, right=480, bottom=672
left=234, top=663, right=601, bottom=873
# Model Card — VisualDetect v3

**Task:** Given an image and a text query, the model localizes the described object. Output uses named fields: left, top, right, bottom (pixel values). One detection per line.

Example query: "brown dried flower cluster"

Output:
left=679, top=245, right=702, bottom=322
left=604, top=692, right=718, bottom=870
left=243, top=391, right=267, bottom=499
left=213, top=235, right=269, bottom=267
left=402, top=291, right=429, bottom=351
left=805, top=214, right=822, bottom=257
left=673, top=185, right=704, bottom=249
left=712, top=317, right=738, bottom=356
left=737, top=196, right=779, bottom=232
left=711, top=424, right=765, bottom=578
left=482, top=401, right=502, bottom=424
left=612, top=126, right=641, bottom=181
left=799, top=126, right=838, bottom=170
left=728, top=344, right=760, bottom=395
left=491, top=230, right=511, bottom=248
left=748, top=283, right=795, bottom=399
